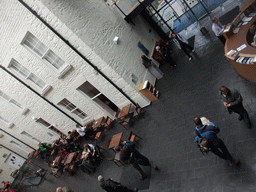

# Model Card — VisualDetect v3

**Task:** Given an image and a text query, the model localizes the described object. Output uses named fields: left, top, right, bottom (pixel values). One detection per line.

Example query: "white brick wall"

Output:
left=0, top=0, right=160, bottom=179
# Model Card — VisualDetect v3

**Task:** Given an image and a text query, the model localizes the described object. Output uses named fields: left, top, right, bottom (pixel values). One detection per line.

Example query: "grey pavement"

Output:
left=22, top=1, right=256, bottom=192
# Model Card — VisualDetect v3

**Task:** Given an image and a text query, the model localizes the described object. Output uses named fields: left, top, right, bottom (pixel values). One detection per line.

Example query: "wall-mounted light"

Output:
left=113, top=36, right=119, bottom=44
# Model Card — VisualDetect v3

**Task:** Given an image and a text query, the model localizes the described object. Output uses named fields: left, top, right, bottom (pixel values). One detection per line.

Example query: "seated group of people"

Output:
left=153, top=40, right=175, bottom=67
left=36, top=123, right=99, bottom=161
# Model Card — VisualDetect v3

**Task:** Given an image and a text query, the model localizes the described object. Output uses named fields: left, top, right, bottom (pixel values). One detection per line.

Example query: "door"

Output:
left=77, top=81, right=119, bottom=117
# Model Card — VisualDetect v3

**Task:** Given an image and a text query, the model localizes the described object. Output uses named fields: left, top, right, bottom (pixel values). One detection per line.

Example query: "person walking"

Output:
left=171, top=33, right=194, bottom=61
left=212, top=17, right=226, bottom=44
left=98, top=175, right=138, bottom=192
left=219, top=85, right=251, bottom=128
left=119, top=141, right=158, bottom=180
left=193, top=117, right=240, bottom=166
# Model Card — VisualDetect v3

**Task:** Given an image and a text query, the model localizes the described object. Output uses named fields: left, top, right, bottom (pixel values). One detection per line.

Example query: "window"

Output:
left=36, top=118, right=65, bottom=136
left=10, top=140, right=22, bottom=147
left=21, top=131, right=40, bottom=143
left=22, top=32, right=72, bottom=78
left=0, top=90, right=28, bottom=114
left=58, top=98, right=88, bottom=120
left=8, top=59, right=51, bottom=95
left=10, top=141, right=28, bottom=152
left=0, top=116, right=14, bottom=128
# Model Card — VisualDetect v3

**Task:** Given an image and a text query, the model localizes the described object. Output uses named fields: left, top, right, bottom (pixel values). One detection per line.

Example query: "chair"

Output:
left=104, top=116, right=114, bottom=130
left=107, top=152, right=126, bottom=167
left=117, top=115, right=134, bottom=130
left=50, top=167, right=61, bottom=178
left=127, top=131, right=142, bottom=143
left=106, top=139, right=111, bottom=149
left=94, top=131, right=104, bottom=141
left=132, top=103, right=145, bottom=121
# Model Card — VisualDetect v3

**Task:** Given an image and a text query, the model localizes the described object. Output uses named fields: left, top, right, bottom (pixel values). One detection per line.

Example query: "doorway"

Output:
left=77, top=81, right=119, bottom=117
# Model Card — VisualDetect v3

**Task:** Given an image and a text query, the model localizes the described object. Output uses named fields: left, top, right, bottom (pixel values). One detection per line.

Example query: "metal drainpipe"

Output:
left=0, top=144, right=27, bottom=160
left=17, top=0, right=136, bottom=106
left=0, top=128, right=35, bottom=150
left=0, top=65, right=82, bottom=127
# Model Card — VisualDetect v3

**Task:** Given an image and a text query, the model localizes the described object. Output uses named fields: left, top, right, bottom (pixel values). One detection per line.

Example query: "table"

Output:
left=118, top=104, right=131, bottom=119
left=92, top=117, right=105, bottom=130
left=108, top=132, right=123, bottom=149
left=64, top=152, right=77, bottom=165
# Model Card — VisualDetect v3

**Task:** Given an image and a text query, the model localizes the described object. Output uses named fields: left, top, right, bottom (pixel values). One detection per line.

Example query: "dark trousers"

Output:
left=180, top=42, right=193, bottom=57
left=217, top=35, right=226, bottom=45
left=210, top=139, right=233, bottom=161
left=230, top=103, right=251, bottom=127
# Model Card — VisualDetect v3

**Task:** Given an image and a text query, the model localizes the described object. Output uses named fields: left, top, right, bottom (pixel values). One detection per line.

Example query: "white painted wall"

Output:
left=0, top=0, right=160, bottom=181
left=36, top=0, right=161, bottom=91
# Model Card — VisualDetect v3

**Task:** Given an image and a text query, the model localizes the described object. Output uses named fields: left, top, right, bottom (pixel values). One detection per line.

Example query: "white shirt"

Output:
left=212, top=23, right=224, bottom=36
left=76, top=126, right=86, bottom=136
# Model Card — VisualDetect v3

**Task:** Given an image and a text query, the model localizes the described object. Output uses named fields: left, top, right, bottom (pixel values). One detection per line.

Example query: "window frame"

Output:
left=0, top=90, right=29, bottom=115
left=0, top=115, right=14, bottom=128
left=58, top=98, right=89, bottom=120
left=21, top=31, right=72, bottom=78
left=8, top=58, right=52, bottom=96
left=36, top=118, right=65, bottom=136
left=21, top=131, right=41, bottom=143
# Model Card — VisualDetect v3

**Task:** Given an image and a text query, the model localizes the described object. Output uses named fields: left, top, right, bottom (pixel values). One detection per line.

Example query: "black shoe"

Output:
left=140, top=174, right=147, bottom=180
left=238, top=115, right=243, bottom=121
left=246, top=122, right=252, bottom=129
left=229, top=159, right=240, bottom=166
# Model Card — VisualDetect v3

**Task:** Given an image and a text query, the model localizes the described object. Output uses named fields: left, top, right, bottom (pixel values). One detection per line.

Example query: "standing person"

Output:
left=171, top=33, right=194, bottom=61
left=212, top=18, right=226, bottom=44
left=219, top=85, right=251, bottom=128
left=194, top=117, right=240, bottom=166
left=98, top=175, right=138, bottom=192
left=119, top=141, right=158, bottom=180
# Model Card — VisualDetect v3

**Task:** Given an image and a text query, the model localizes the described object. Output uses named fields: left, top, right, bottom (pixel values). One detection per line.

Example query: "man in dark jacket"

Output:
left=194, top=117, right=240, bottom=166
left=119, top=141, right=158, bottom=180
left=219, top=85, right=251, bottom=128
left=98, top=175, right=138, bottom=192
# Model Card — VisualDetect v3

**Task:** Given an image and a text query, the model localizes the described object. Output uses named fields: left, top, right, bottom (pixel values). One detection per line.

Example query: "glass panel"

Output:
left=27, top=73, right=46, bottom=89
left=0, top=91, right=11, bottom=101
left=36, top=118, right=51, bottom=127
left=184, top=0, right=199, bottom=8
left=24, top=33, right=48, bottom=57
left=0, top=116, right=9, bottom=123
left=73, top=108, right=87, bottom=119
left=151, top=0, right=168, bottom=10
left=78, top=82, right=100, bottom=98
left=43, top=50, right=64, bottom=70
left=146, top=5, right=156, bottom=16
left=10, top=99, right=23, bottom=109
left=10, top=60, right=30, bottom=78
left=160, top=23, right=171, bottom=34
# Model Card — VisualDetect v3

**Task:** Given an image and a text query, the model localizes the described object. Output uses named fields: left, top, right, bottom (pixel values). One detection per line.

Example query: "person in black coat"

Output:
left=98, top=175, right=138, bottom=192
left=119, top=141, right=158, bottom=180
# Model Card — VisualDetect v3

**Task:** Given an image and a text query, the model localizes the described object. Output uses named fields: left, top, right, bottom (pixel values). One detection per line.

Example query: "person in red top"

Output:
left=59, top=148, right=68, bottom=157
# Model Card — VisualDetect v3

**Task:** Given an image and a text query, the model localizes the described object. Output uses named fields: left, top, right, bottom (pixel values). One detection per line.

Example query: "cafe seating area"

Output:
left=26, top=103, right=145, bottom=178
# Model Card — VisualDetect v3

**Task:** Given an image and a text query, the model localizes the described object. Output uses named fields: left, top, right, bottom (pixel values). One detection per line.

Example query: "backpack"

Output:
left=195, top=130, right=210, bottom=154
